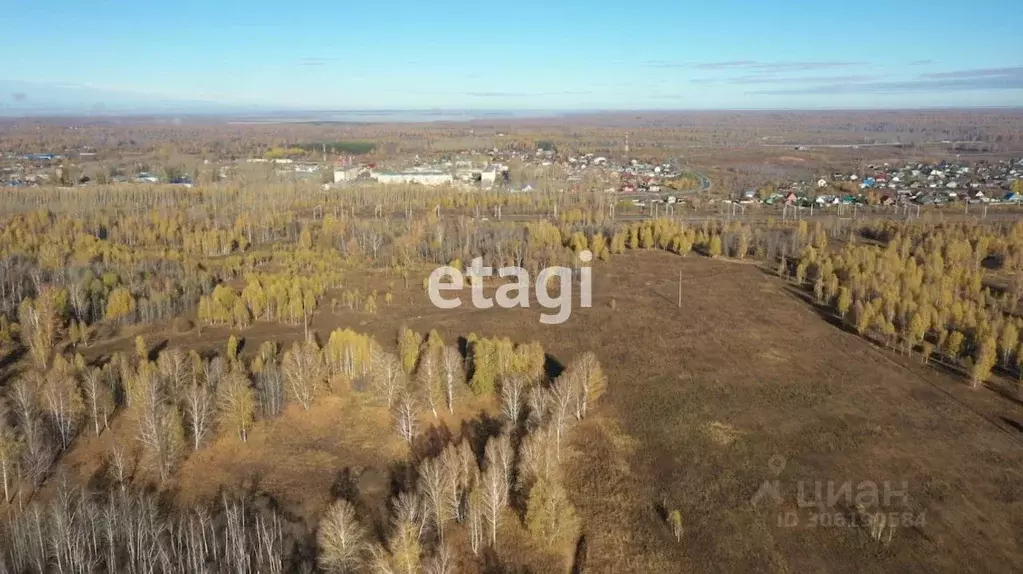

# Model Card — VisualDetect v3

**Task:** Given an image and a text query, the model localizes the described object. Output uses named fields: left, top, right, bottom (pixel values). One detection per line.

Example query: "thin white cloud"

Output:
left=647, top=60, right=866, bottom=71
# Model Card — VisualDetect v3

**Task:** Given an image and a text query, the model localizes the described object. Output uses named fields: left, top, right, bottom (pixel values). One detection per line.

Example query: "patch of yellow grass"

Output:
left=758, top=348, right=789, bottom=364
left=706, top=421, right=742, bottom=446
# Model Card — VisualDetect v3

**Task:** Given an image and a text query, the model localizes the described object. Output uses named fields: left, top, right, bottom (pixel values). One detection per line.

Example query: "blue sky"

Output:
left=1, top=0, right=1021, bottom=113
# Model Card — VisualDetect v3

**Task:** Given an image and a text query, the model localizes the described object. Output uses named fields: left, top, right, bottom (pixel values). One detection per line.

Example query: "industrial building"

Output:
left=481, top=165, right=499, bottom=187
left=333, top=166, right=361, bottom=183
left=371, top=169, right=453, bottom=186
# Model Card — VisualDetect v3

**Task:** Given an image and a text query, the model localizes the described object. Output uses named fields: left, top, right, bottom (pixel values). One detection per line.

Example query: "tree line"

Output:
left=791, top=219, right=1023, bottom=391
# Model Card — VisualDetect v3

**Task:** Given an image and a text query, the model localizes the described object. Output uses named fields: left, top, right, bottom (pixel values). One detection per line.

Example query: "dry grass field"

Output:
left=62, top=249, right=1023, bottom=572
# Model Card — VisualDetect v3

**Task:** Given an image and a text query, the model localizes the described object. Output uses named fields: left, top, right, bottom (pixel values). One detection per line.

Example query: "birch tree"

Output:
left=255, top=362, right=285, bottom=419
left=80, top=366, right=114, bottom=437
left=439, top=346, right=463, bottom=414
left=499, top=374, right=527, bottom=426
left=371, top=348, right=404, bottom=408
left=282, top=338, right=325, bottom=409
left=217, top=370, right=255, bottom=442
left=480, top=468, right=508, bottom=548
left=567, top=352, right=606, bottom=420
left=182, top=366, right=216, bottom=450
left=520, top=425, right=557, bottom=486
left=393, top=392, right=420, bottom=446
left=484, top=433, right=514, bottom=491
left=318, top=499, right=369, bottom=573
left=525, top=477, right=579, bottom=548
left=416, top=349, right=443, bottom=418
left=0, top=403, right=21, bottom=503
left=526, top=384, right=551, bottom=431
left=417, top=457, right=451, bottom=540
left=466, top=489, right=484, bottom=556
left=10, top=374, right=53, bottom=486
left=397, top=327, right=423, bottom=374
left=134, top=375, right=184, bottom=482
left=386, top=517, right=423, bottom=574
left=423, top=539, right=454, bottom=574
left=156, top=347, right=191, bottom=400
left=18, top=289, right=60, bottom=370
left=438, top=444, right=471, bottom=523
left=550, top=381, right=574, bottom=461
left=41, top=372, right=84, bottom=451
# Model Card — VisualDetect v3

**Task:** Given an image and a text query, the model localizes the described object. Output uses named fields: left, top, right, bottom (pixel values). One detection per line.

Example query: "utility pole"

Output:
left=678, top=270, right=682, bottom=308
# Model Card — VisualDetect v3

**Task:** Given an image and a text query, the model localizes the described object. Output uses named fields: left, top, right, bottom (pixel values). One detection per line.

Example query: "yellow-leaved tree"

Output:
left=105, top=287, right=136, bottom=323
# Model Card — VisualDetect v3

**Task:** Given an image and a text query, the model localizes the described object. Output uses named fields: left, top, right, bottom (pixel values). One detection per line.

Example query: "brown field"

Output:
left=64, top=249, right=1023, bottom=571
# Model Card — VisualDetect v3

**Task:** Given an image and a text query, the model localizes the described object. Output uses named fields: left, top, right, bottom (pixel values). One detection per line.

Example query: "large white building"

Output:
left=371, top=169, right=453, bottom=186
left=334, top=166, right=361, bottom=182
left=481, top=165, right=499, bottom=186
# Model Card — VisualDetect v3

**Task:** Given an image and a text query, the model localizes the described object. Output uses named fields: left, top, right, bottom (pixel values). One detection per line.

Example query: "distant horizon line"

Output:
left=2, top=105, right=1022, bottom=122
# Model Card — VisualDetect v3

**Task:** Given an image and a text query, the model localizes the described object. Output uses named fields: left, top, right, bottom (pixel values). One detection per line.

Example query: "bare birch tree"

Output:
left=134, top=375, right=184, bottom=482
left=0, top=402, right=21, bottom=503
left=499, top=374, right=527, bottom=426
left=282, top=338, right=325, bottom=409
left=182, top=366, right=216, bottom=450
left=417, top=457, right=451, bottom=540
left=484, top=433, right=514, bottom=491
left=10, top=373, right=53, bottom=486
left=371, top=347, right=404, bottom=408
left=41, top=372, right=84, bottom=451
left=466, top=489, right=484, bottom=556
left=108, top=441, right=130, bottom=491
left=480, top=468, right=507, bottom=548
left=255, top=362, right=286, bottom=419
left=526, top=384, right=551, bottom=431
left=394, top=490, right=429, bottom=542
left=203, top=356, right=226, bottom=389
left=18, top=292, right=57, bottom=370
left=439, top=346, right=463, bottom=414
left=393, top=392, right=420, bottom=446
left=550, top=381, right=574, bottom=462
left=217, top=370, right=255, bottom=442
left=156, top=347, right=191, bottom=400
left=317, top=499, right=368, bottom=573
left=423, top=539, right=454, bottom=574
left=520, top=425, right=557, bottom=487
left=387, top=516, right=423, bottom=574
left=416, top=350, right=444, bottom=418
left=438, top=444, right=470, bottom=523
left=567, top=352, right=606, bottom=420
left=80, top=366, right=114, bottom=436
